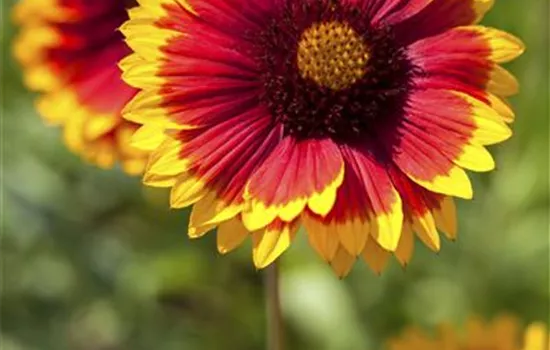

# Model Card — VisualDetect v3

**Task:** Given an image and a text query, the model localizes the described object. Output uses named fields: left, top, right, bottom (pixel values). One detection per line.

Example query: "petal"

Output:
left=341, top=144, right=404, bottom=251
left=243, top=137, right=344, bottom=230
left=85, top=140, right=117, bottom=169
left=38, top=89, right=84, bottom=125
left=522, top=323, right=549, bottom=350
left=217, top=217, right=249, bottom=255
left=160, top=108, right=281, bottom=220
left=181, top=108, right=281, bottom=194
left=411, top=211, right=441, bottom=252
left=487, top=93, right=515, bottom=124
left=303, top=214, right=340, bottom=262
left=408, top=26, right=522, bottom=102
left=119, top=53, right=164, bottom=88
left=438, top=324, right=460, bottom=349
left=487, top=65, right=520, bottom=97
left=433, top=197, right=458, bottom=240
left=391, top=89, right=512, bottom=198
left=389, top=166, right=451, bottom=250
left=370, top=187, right=403, bottom=252
left=180, top=0, right=280, bottom=38
left=122, top=3, right=179, bottom=62
left=123, top=0, right=265, bottom=133
left=368, top=0, right=435, bottom=26
left=489, top=316, right=519, bottom=350
left=13, top=0, right=71, bottom=24
left=121, top=159, right=148, bottom=176
left=170, top=174, right=208, bottom=208
left=143, top=173, right=178, bottom=188
left=305, top=215, right=369, bottom=259
left=393, top=0, right=495, bottom=44
left=465, top=317, right=491, bottom=348
left=189, top=191, right=242, bottom=237
left=164, top=93, right=261, bottom=130
left=188, top=223, right=217, bottom=240
left=457, top=91, right=513, bottom=145
left=404, top=164, right=472, bottom=200
left=83, top=114, right=119, bottom=141
left=252, top=219, right=299, bottom=269
left=395, top=223, right=414, bottom=267
left=146, top=136, right=190, bottom=176
left=361, top=238, right=391, bottom=275
left=131, top=124, right=168, bottom=151
left=330, top=245, right=356, bottom=279
left=471, top=26, right=525, bottom=64
left=336, top=218, right=371, bottom=257
left=123, top=89, right=185, bottom=129
left=454, top=143, right=495, bottom=172
left=302, top=162, right=373, bottom=258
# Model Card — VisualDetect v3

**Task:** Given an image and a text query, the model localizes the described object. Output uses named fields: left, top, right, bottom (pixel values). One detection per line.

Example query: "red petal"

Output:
left=339, top=144, right=403, bottom=251
left=393, top=0, right=493, bottom=44
left=177, top=107, right=282, bottom=206
left=389, top=166, right=444, bottom=217
left=243, top=137, right=344, bottom=229
left=408, top=27, right=494, bottom=102
left=370, top=0, right=435, bottom=27
left=386, top=89, right=479, bottom=198
left=166, top=0, right=280, bottom=37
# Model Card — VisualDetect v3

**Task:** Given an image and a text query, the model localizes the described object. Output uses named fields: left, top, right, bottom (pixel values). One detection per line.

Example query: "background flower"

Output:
left=387, top=315, right=549, bottom=350
left=13, top=0, right=147, bottom=174
left=121, top=0, right=522, bottom=276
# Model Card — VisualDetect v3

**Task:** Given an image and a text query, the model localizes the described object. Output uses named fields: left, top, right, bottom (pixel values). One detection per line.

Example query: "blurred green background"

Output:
left=1, top=0, right=549, bottom=349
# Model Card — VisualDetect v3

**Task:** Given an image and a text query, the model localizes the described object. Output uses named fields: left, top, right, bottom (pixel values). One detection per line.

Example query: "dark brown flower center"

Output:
left=253, top=1, right=417, bottom=142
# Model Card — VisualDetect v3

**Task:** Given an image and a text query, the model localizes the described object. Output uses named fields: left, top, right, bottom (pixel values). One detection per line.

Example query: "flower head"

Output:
left=388, top=316, right=549, bottom=350
left=13, top=0, right=147, bottom=174
left=121, top=0, right=524, bottom=276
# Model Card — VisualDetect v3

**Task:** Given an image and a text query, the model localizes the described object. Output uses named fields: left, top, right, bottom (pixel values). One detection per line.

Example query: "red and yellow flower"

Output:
left=13, top=0, right=147, bottom=174
left=388, top=316, right=549, bottom=350
left=121, top=0, right=524, bottom=276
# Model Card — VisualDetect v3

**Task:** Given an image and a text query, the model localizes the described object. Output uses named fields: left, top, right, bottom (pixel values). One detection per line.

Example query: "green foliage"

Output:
left=2, top=0, right=548, bottom=349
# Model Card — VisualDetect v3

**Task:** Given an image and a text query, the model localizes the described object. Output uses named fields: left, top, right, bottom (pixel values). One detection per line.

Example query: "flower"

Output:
left=121, top=0, right=524, bottom=276
left=387, top=315, right=549, bottom=350
left=13, top=0, right=147, bottom=174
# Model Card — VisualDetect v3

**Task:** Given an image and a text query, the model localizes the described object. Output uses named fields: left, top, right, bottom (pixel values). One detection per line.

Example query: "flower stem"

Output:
left=265, top=261, right=284, bottom=350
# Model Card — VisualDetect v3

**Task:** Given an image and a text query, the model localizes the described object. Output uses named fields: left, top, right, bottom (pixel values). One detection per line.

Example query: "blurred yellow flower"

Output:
left=13, top=0, right=147, bottom=174
left=388, top=315, right=549, bottom=350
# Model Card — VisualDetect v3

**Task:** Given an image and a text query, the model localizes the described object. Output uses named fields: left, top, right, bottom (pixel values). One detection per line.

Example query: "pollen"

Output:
left=297, top=21, right=370, bottom=91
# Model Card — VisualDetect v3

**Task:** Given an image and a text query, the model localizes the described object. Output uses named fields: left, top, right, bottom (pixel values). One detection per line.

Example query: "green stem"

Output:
left=265, top=261, right=284, bottom=350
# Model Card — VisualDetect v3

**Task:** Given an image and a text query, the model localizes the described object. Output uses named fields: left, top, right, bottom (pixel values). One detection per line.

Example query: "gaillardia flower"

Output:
left=121, top=0, right=524, bottom=276
left=13, top=0, right=147, bottom=174
left=388, top=316, right=549, bottom=350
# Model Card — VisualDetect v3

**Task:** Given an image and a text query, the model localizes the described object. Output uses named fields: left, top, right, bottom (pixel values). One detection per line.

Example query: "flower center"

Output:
left=254, top=2, right=417, bottom=141
left=297, top=21, right=370, bottom=90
